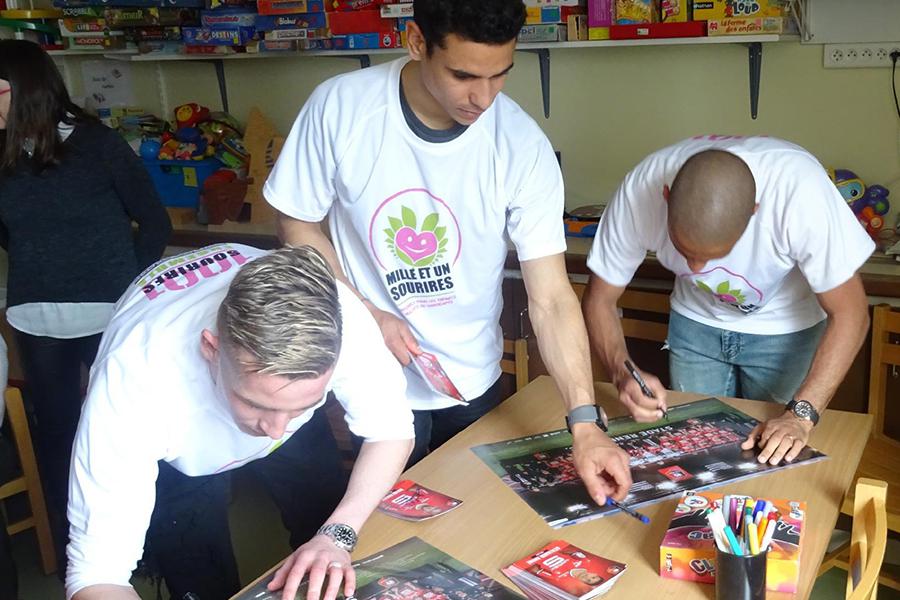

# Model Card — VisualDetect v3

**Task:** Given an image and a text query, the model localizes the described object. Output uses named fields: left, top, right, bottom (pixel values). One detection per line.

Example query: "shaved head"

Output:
left=668, top=149, right=756, bottom=250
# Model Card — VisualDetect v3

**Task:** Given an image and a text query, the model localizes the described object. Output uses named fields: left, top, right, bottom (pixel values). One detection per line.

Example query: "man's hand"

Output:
left=741, top=412, right=814, bottom=466
left=571, top=423, right=633, bottom=504
left=614, top=364, right=667, bottom=422
left=268, top=535, right=356, bottom=600
left=364, top=302, right=420, bottom=365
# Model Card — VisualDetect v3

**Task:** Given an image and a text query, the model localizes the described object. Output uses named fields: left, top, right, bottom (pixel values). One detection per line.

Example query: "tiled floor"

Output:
left=10, top=476, right=900, bottom=599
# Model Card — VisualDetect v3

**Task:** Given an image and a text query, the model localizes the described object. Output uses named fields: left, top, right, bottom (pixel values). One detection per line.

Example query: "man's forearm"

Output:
left=529, top=292, right=595, bottom=412
left=582, top=280, right=630, bottom=386
left=323, top=438, right=413, bottom=533
left=72, top=584, right=141, bottom=600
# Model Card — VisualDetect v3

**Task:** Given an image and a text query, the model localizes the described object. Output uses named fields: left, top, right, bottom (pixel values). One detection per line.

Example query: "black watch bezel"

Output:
left=786, top=399, right=819, bottom=426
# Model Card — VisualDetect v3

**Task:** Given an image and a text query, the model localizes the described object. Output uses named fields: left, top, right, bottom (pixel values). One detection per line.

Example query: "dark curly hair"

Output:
left=413, top=0, right=526, bottom=54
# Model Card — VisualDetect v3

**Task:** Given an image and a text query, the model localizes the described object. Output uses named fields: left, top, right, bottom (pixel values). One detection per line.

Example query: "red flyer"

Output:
left=503, top=540, right=626, bottom=600
left=378, top=480, right=463, bottom=521
left=408, top=351, right=468, bottom=405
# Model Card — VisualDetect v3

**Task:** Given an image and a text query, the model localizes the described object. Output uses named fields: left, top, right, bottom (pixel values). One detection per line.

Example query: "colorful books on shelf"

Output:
left=503, top=540, right=626, bottom=600
left=659, top=490, right=806, bottom=593
left=378, top=479, right=462, bottom=521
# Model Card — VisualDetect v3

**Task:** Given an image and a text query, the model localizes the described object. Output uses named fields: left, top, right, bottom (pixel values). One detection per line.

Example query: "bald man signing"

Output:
left=583, top=135, right=874, bottom=465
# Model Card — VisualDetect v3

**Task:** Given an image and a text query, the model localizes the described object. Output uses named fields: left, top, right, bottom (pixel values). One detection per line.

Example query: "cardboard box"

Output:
left=256, top=0, right=324, bottom=16
left=692, top=0, right=783, bottom=20
left=659, top=491, right=805, bottom=594
left=707, top=16, right=783, bottom=35
left=181, top=25, right=254, bottom=45
left=201, top=8, right=256, bottom=29
left=587, top=0, right=613, bottom=26
left=332, top=31, right=400, bottom=49
left=615, top=0, right=658, bottom=24
left=610, top=20, right=705, bottom=38
left=255, top=12, right=327, bottom=31
left=526, top=5, right=562, bottom=24
left=380, top=3, right=412, bottom=18
left=588, top=26, right=610, bottom=39
left=263, top=27, right=328, bottom=39
left=660, top=0, right=688, bottom=22
left=567, top=13, right=588, bottom=40
left=517, top=23, right=566, bottom=42
left=327, top=8, right=385, bottom=35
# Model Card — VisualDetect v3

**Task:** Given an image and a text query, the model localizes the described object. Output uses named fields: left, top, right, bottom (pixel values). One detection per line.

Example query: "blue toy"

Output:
left=828, top=168, right=891, bottom=239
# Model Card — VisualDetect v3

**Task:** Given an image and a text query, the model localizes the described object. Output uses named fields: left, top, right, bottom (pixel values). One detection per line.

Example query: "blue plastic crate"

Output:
left=143, top=158, right=220, bottom=208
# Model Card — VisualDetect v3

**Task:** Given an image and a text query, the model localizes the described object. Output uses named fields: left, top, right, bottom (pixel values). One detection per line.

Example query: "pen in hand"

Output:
left=606, top=497, right=651, bottom=524
left=624, top=359, right=668, bottom=420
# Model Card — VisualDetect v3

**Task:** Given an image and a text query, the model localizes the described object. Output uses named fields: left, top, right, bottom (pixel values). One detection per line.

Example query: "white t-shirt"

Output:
left=587, top=135, right=875, bottom=335
left=65, top=243, right=414, bottom=599
left=265, top=57, right=566, bottom=410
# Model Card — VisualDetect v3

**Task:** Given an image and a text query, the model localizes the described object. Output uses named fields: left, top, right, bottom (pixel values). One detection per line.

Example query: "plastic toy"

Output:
left=828, top=168, right=891, bottom=239
left=139, top=139, right=162, bottom=161
left=174, top=102, right=210, bottom=129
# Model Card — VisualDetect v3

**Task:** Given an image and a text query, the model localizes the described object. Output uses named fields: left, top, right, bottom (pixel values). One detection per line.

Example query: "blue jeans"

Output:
left=667, top=311, right=826, bottom=404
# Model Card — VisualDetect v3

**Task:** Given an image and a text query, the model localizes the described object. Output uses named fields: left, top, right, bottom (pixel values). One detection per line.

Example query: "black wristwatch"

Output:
left=317, top=523, right=358, bottom=552
left=565, top=404, right=608, bottom=433
left=785, top=399, right=820, bottom=426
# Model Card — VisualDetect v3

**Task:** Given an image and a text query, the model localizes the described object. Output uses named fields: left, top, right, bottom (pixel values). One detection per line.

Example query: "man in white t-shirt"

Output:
left=66, top=244, right=414, bottom=600
left=582, top=135, right=874, bottom=466
left=264, top=0, right=632, bottom=506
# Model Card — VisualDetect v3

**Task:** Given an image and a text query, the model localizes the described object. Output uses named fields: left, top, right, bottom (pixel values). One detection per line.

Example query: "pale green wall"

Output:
left=55, top=41, right=900, bottom=222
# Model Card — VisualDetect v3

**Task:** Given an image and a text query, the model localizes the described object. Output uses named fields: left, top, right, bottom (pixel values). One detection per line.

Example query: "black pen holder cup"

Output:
left=715, top=547, right=767, bottom=600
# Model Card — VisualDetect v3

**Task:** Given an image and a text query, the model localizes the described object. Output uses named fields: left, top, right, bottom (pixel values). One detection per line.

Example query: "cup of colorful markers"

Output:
left=704, top=495, right=781, bottom=600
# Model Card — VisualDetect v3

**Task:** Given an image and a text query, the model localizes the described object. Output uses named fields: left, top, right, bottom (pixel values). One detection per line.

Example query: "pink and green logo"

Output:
left=383, top=205, right=448, bottom=267
left=696, top=280, right=747, bottom=305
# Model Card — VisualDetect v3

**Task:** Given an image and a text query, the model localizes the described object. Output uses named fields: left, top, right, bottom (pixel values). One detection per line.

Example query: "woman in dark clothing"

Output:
left=0, top=40, right=172, bottom=578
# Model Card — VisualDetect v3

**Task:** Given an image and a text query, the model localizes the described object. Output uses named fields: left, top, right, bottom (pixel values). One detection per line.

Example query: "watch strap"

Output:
left=565, top=404, right=608, bottom=433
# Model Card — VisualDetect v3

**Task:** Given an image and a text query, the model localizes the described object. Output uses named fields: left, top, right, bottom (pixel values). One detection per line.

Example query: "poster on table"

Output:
left=472, top=398, right=826, bottom=528
left=235, top=537, right=522, bottom=600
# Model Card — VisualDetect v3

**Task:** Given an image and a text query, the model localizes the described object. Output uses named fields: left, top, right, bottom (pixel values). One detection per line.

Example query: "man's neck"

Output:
left=400, top=61, right=457, bottom=131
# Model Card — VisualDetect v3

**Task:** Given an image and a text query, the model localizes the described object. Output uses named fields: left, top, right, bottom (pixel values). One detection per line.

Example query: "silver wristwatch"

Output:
left=316, top=523, right=358, bottom=552
left=785, top=399, right=819, bottom=426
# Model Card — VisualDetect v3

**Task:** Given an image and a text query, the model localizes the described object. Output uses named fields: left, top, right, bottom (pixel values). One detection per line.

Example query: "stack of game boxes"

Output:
left=56, top=5, right=199, bottom=52
left=521, top=0, right=587, bottom=43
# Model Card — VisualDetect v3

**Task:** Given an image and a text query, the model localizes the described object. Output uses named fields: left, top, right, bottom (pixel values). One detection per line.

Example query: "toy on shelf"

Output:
left=828, top=168, right=892, bottom=240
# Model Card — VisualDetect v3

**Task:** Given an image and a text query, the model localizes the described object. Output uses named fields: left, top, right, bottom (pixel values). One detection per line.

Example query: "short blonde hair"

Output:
left=218, top=245, right=341, bottom=379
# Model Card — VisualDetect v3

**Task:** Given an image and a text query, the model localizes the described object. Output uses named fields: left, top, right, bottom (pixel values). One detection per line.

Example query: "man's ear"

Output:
left=405, top=20, right=426, bottom=61
left=200, top=329, right=219, bottom=366
left=663, top=184, right=671, bottom=202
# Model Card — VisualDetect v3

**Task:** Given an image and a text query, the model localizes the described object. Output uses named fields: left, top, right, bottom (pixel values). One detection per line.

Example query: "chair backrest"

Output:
left=868, top=305, right=900, bottom=444
left=846, top=478, right=889, bottom=600
left=501, top=338, right=529, bottom=392
left=0, top=387, right=57, bottom=574
left=573, top=282, right=670, bottom=381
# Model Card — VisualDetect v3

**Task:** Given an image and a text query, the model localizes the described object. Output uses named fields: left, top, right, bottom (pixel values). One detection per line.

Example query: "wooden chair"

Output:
left=0, top=387, right=56, bottom=574
left=821, top=305, right=900, bottom=590
left=845, top=478, right=889, bottom=600
left=501, top=307, right=530, bottom=392
left=573, top=282, right=671, bottom=381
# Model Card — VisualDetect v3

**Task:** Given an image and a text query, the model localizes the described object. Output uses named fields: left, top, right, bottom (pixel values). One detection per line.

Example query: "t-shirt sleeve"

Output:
left=263, top=82, right=338, bottom=223
left=328, top=283, right=414, bottom=441
left=65, top=358, right=167, bottom=600
left=782, top=157, right=875, bottom=294
left=506, top=137, right=567, bottom=262
left=585, top=163, right=657, bottom=287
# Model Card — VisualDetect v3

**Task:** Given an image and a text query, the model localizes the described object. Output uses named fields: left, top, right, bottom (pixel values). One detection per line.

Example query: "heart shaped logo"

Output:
left=394, top=226, right=438, bottom=263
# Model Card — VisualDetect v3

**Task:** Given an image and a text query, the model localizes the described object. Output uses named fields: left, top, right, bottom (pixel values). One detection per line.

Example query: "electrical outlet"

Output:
left=824, top=42, right=900, bottom=68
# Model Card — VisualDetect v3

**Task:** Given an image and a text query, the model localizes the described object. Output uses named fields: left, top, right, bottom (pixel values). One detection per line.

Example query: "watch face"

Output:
left=793, top=401, right=814, bottom=420
left=331, top=524, right=357, bottom=548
